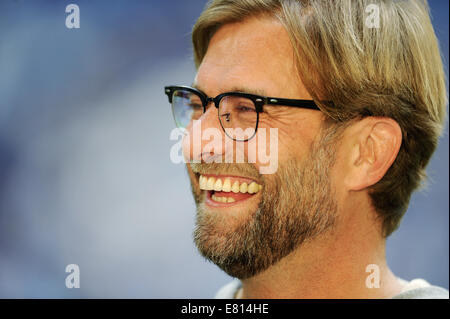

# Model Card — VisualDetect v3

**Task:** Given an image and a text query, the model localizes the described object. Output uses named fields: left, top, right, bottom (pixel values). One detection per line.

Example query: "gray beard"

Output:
left=191, top=129, right=339, bottom=279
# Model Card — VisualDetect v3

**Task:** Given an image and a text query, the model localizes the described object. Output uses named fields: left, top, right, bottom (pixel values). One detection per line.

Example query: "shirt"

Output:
left=214, top=278, right=449, bottom=299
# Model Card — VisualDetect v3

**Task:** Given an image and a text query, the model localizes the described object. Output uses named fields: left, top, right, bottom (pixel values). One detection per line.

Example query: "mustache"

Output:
left=189, top=163, right=261, bottom=181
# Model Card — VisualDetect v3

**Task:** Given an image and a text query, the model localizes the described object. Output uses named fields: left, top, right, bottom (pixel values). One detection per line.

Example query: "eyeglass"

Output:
left=164, top=85, right=321, bottom=141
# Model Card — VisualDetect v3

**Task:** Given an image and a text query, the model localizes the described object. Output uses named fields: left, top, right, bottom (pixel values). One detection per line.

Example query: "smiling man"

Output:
left=164, top=0, right=448, bottom=299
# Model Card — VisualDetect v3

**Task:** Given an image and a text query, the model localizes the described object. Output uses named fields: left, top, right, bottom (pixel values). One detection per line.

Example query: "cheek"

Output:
left=257, top=113, right=324, bottom=163
left=249, top=126, right=310, bottom=175
left=260, top=117, right=313, bottom=152
left=255, top=122, right=309, bottom=166
left=181, top=121, right=198, bottom=162
left=182, top=133, right=191, bottom=162
left=249, top=128, right=281, bottom=175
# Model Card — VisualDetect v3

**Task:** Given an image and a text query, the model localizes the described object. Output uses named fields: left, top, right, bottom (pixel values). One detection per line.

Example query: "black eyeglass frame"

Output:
left=164, top=85, right=321, bottom=141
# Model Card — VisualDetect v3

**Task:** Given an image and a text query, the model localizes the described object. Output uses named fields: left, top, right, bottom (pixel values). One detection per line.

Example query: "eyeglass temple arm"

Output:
left=266, top=97, right=320, bottom=110
left=265, top=97, right=321, bottom=110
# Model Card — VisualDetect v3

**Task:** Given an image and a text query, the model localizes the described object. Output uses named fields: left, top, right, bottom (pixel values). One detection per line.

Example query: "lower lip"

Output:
left=205, top=190, right=256, bottom=207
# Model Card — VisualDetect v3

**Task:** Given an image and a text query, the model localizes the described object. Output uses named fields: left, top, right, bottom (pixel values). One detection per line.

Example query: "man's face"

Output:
left=184, top=17, right=339, bottom=278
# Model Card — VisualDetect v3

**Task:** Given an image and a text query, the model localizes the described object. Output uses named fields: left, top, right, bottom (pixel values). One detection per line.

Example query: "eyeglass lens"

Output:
left=171, top=89, right=257, bottom=141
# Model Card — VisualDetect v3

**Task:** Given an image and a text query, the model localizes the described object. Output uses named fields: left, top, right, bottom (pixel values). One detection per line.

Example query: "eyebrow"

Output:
left=191, top=83, right=267, bottom=97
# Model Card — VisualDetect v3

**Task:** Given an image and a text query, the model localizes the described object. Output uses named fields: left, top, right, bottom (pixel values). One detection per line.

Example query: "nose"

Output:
left=182, top=103, right=226, bottom=163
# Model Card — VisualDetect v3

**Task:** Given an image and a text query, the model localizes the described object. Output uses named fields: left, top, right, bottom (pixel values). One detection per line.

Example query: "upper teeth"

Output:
left=199, top=175, right=262, bottom=194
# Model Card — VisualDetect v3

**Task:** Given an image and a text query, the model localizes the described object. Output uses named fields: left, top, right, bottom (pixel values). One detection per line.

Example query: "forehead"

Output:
left=195, top=16, right=309, bottom=99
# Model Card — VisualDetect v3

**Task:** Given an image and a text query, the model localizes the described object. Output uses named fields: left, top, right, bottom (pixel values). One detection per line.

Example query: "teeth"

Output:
left=214, top=178, right=222, bottom=191
left=211, top=194, right=237, bottom=203
left=222, top=178, right=231, bottom=192
left=199, top=176, right=207, bottom=190
left=198, top=175, right=262, bottom=194
left=248, top=182, right=258, bottom=194
left=206, top=177, right=215, bottom=190
left=231, top=181, right=240, bottom=193
left=211, top=194, right=233, bottom=203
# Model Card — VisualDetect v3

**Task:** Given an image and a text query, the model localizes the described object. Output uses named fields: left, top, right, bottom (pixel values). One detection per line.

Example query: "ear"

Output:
left=342, top=117, right=402, bottom=191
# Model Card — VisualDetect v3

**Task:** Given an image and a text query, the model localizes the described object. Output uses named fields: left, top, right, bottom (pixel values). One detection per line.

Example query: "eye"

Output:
left=188, top=102, right=203, bottom=110
left=188, top=96, right=203, bottom=110
left=236, top=105, right=256, bottom=112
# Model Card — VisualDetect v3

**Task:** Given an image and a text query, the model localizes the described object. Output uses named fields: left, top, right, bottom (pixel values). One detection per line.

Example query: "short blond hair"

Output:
left=192, top=0, right=448, bottom=237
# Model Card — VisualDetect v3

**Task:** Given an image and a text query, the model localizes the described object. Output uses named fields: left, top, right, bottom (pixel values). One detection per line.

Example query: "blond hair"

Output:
left=192, top=0, right=448, bottom=237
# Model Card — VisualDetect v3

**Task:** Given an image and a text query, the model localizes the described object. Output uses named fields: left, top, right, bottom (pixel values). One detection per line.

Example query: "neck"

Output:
left=238, top=210, right=403, bottom=299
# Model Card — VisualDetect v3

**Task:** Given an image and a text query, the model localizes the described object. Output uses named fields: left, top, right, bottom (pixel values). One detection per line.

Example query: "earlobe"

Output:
left=348, top=118, right=402, bottom=191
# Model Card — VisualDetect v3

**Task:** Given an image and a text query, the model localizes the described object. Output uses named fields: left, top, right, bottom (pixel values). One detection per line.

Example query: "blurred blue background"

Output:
left=0, top=0, right=447, bottom=298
